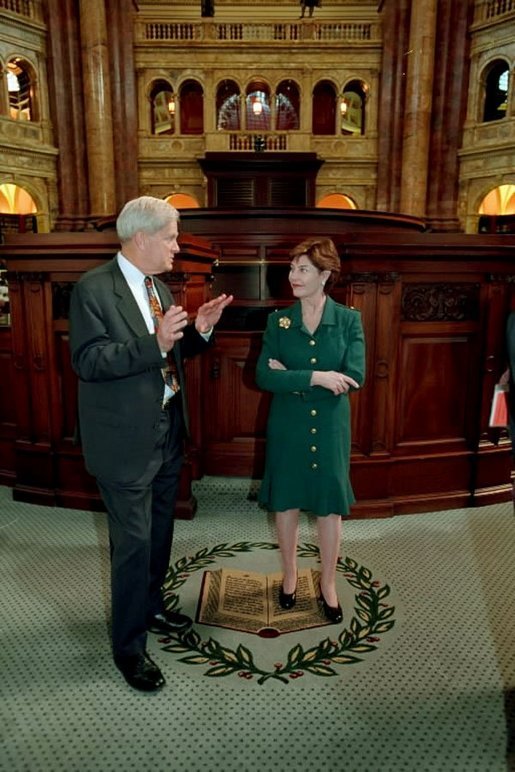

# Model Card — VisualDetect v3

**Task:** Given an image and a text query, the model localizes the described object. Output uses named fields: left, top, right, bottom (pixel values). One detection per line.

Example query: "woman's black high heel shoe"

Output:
left=279, top=584, right=297, bottom=610
left=320, top=592, right=343, bottom=624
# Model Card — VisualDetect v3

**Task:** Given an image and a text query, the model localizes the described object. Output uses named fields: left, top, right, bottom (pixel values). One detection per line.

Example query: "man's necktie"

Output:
left=144, top=276, right=180, bottom=394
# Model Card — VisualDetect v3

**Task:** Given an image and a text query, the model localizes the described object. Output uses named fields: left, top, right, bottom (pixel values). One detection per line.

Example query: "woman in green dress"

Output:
left=256, top=238, right=365, bottom=623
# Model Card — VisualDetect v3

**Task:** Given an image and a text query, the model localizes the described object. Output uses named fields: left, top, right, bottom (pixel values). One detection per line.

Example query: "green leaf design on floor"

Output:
left=161, top=543, right=395, bottom=684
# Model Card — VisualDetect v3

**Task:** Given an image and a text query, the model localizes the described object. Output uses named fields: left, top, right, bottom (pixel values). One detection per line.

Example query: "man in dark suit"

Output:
left=69, top=196, right=232, bottom=691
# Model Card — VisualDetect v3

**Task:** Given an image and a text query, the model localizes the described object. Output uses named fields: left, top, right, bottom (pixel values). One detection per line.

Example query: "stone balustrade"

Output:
left=0, top=0, right=41, bottom=20
left=475, top=0, right=515, bottom=22
left=138, top=20, right=380, bottom=44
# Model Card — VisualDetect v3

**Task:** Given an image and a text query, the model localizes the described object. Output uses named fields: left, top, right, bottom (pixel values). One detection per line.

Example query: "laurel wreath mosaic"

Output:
left=159, top=541, right=395, bottom=684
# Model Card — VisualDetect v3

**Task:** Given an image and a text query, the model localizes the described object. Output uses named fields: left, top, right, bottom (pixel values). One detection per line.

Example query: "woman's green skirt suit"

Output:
left=256, top=297, right=365, bottom=516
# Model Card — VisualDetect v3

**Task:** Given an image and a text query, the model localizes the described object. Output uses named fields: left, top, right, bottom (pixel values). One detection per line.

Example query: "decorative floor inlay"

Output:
left=159, top=541, right=397, bottom=685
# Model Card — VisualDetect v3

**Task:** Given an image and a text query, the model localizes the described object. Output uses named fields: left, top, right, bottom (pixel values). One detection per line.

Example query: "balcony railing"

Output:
left=475, top=0, right=515, bottom=22
left=140, top=20, right=379, bottom=44
left=139, top=130, right=369, bottom=158
left=0, top=0, right=41, bottom=20
left=228, top=133, right=288, bottom=152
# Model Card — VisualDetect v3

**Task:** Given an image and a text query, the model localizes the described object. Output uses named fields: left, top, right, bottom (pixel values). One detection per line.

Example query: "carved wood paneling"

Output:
left=180, top=219, right=515, bottom=513
left=370, top=276, right=401, bottom=455
left=0, top=231, right=217, bottom=514
left=395, top=331, right=476, bottom=446
left=54, top=332, right=78, bottom=442
left=0, top=327, right=16, bottom=485
left=203, top=332, right=270, bottom=476
left=1, top=221, right=514, bottom=515
left=401, top=283, right=480, bottom=322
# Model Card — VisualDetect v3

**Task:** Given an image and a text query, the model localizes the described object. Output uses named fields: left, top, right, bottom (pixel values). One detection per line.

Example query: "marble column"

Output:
left=0, top=68, right=8, bottom=117
left=79, top=0, right=116, bottom=216
left=399, top=0, right=438, bottom=217
left=203, top=71, right=215, bottom=134
left=46, top=0, right=90, bottom=230
left=376, top=0, right=411, bottom=212
left=426, top=0, right=475, bottom=232
left=106, top=0, right=139, bottom=210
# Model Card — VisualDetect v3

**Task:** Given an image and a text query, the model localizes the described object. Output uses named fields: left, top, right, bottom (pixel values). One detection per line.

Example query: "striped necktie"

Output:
left=144, top=276, right=180, bottom=394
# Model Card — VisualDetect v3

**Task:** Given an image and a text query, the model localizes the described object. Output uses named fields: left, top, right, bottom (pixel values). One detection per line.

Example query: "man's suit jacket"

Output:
left=69, top=258, right=210, bottom=483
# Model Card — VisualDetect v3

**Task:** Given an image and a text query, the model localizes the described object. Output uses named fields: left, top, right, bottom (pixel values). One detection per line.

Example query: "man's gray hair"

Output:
left=116, top=196, right=179, bottom=242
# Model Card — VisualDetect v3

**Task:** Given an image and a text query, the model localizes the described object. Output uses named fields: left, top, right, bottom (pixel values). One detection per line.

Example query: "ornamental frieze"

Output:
left=487, top=274, right=515, bottom=284
left=401, top=283, right=480, bottom=322
left=0, top=150, right=57, bottom=174
left=345, top=272, right=400, bottom=285
left=0, top=120, right=42, bottom=142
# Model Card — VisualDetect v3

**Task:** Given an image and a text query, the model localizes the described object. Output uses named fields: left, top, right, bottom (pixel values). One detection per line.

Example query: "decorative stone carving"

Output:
left=0, top=120, right=42, bottom=142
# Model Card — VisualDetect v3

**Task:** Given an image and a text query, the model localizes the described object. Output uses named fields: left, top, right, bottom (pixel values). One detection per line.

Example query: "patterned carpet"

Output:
left=1, top=477, right=515, bottom=771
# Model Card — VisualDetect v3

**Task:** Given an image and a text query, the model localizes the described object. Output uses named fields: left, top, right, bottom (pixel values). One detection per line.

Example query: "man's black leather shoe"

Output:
left=148, top=610, right=192, bottom=635
left=114, top=652, right=165, bottom=692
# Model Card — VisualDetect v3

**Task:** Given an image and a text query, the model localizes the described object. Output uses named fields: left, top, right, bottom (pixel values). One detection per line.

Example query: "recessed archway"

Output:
left=317, top=193, right=357, bottom=210
left=165, top=193, right=200, bottom=210
left=0, top=183, right=37, bottom=214
left=478, top=184, right=515, bottom=215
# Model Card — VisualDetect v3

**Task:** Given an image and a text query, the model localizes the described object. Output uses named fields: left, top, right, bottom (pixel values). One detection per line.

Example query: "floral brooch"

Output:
left=278, top=317, right=291, bottom=329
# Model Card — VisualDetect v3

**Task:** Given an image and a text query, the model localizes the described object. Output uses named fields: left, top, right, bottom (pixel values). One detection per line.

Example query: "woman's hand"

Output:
left=311, top=370, right=360, bottom=395
left=268, top=358, right=287, bottom=370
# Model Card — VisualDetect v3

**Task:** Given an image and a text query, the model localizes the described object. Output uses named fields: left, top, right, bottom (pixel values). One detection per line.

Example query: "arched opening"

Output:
left=245, top=80, right=271, bottom=131
left=482, top=60, right=509, bottom=122
left=165, top=193, right=200, bottom=210
left=340, top=79, right=368, bottom=135
left=312, top=80, right=337, bottom=135
left=179, top=79, right=204, bottom=135
left=216, top=79, right=241, bottom=130
left=275, top=80, right=300, bottom=131
left=7, top=58, right=35, bottom=121
left=477, top=184, right=515, bottom=233
left=317, top=193, right=357, bottom=210
left=0, top=183, right=37, bottom=214
left=150, top=79, right=175, bottom=135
